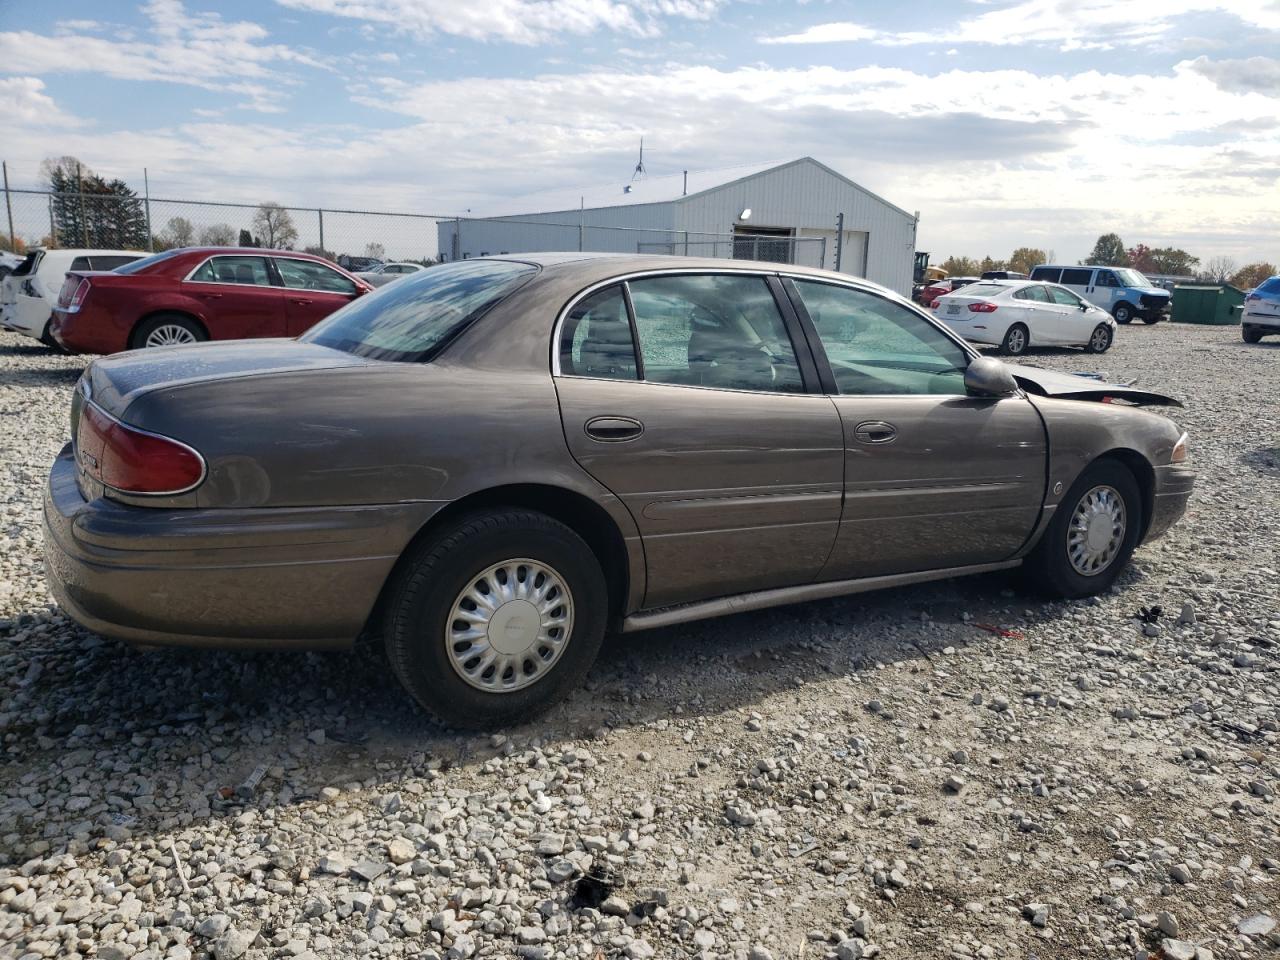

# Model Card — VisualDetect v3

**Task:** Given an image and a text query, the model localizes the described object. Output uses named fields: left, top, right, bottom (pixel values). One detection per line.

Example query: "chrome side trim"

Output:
left=620, top=559, right=1022, bottom=632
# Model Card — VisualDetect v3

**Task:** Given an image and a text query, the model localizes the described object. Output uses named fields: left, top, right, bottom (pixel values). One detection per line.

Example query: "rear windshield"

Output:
left=113, top=249, right=187, bottom=275
left=301, top=259, right=538, bottom=362
left=950, top=282, right=1007, bottom=297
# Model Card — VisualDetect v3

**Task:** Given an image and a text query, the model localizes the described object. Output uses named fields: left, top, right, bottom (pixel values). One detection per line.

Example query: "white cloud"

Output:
left=760, top=0, right=1280, bottom=50
left=0, top=77, right=83, bottom=128
left=1188, top=55, right=1280, bottom=96
left=0, top=1, right=327, bottom=113
left=273, top=0, right=724, bottom=44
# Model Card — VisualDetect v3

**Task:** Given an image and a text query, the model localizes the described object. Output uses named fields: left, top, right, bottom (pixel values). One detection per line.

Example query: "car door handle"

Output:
left=291, top=298, right=313, bottom=305
left=853, top=421, right=897, bottom=444
left=584, top=417, right=644, bottom=442
left=199, top=292, right=222, bottom=299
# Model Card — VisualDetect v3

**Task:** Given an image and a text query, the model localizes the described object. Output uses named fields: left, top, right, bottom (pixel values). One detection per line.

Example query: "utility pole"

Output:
left=144, top=167, right=154, bottom=251
left=2, top=162, right=15, bottom=251
left=834, top=212, right=845, bottom=273
left=318, top=209, right=325, bottom=254
left=75, top=161, right=88, bottom=247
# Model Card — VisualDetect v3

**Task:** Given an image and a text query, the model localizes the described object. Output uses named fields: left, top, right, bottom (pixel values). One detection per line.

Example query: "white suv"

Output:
left=1, top=248, right=145, bottom=344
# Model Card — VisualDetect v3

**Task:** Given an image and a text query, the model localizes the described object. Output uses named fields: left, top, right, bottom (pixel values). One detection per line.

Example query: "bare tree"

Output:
left=164, top=216, right=195, bottom=248
left=251, top=202, right=298, bottom=250
left=198, top=223, right=237, bottom=246
left=364, top=241, right=386, bottom=261
left=1202, top=256, right=1236, bottom=283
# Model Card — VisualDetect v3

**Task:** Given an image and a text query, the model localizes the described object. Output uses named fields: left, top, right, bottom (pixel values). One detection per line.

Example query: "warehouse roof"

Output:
left=467, top=157, right=913, bottom=221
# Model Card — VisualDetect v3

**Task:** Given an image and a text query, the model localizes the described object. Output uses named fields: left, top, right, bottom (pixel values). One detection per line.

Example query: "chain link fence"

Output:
left=1, top=187, right=828, bottom=269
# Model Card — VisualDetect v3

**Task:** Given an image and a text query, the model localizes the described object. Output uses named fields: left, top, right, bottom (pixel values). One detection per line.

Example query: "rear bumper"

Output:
left=49, top=306, right=128, bottom=354
left=2, top=294, right=52, bottom=338
left=43, top=445, right=440, bottom=650
left=1242, top=309, right=1280, bottom=330
left=1144, top=463, right=1195, bottom=543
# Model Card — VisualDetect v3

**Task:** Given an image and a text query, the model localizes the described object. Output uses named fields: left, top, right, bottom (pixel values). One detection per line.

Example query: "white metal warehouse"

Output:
left=436, top=157, right=919, bottom=296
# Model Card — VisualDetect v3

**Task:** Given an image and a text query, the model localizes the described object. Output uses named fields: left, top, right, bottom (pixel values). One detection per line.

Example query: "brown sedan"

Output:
left=44, top=255, right=1195, bottom=727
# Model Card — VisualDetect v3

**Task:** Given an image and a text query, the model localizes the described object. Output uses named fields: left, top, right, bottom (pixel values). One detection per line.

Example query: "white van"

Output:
left=0, top=248, right=145, bottom=344
left=1028, top=265, right=1171, bottom=324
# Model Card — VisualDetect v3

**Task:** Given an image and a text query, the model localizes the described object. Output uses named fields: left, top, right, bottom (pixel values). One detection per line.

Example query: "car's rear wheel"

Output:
left=1112, top=303, right=1134, bottom=324
left=1242, top=327, right=1263, bottom=344
left=1020, top=460, right=1142, bottom=599
left=132, top=314, right=206, bottom=349
left=384, top=509, right=608, bottom=729
left=999, top=323, right=1029, bottom=356
left=1085, top=323, right=1113, bottom=353
left=1141, top=313, right=1161, bottom=325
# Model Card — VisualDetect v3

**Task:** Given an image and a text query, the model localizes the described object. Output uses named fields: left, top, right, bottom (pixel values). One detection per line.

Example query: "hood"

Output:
left=1135, top=286, right=1171, bottom=298
left=84, top=339, right=372, bottom=415
left=1007, top=363, right=1183, bottom=407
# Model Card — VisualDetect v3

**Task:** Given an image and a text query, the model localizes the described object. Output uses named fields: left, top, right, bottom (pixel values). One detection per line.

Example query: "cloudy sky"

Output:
left=1, top=0, right=1277, bottom=264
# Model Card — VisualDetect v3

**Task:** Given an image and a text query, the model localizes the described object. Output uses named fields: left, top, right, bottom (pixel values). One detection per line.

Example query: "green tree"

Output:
left=1008, top=247, right=1047, bottom=274
left=1085, top=233, right=1127, bottom=266
left=251, top=202, right=298, bottom=250
left=42, top=157, right=148, bottom=250
left=1146, top=247, right=1199, bottom=276
left=941, top=255, right=980, bottom=276
left=1231, top=262, right=1277, bottom=290
left=978, top=256, right=1008, bottom=274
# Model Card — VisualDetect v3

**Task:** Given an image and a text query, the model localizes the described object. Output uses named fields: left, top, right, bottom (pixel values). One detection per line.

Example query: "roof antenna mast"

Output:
left=632, top=137, right=646, bottom=181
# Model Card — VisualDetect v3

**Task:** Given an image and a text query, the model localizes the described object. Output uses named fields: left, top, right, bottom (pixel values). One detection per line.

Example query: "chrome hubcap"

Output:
left=145, top=324, right=197, bottom=347
left=1091, top=328, right=1109, bottom=350
left=1067, top=484, right=1126, bottom=576
left=445, top=558, right=573, bottom=693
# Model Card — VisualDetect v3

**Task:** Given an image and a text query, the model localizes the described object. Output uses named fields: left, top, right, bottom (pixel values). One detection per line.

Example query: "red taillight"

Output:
left=58, top=277, right=91, bottom=312
left=968, top=302, right=998, bottom=313
left=76, top=402, right=204, bottom=495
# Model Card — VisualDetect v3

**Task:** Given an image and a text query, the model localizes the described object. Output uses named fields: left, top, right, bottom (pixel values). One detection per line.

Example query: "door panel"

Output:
left=283, top=291, right=352, bottom=335
left=185, top=255, right=286, bottom=339
left=821, top=395, right=1045, bottom=579
left=555, top=377, right=845, bottom=608
left=274, top=258, right=360, bottom=335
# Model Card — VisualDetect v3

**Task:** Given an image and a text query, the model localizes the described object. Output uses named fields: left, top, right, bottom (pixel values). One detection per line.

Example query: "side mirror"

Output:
left=1079, top=302, right=1089, bottom=310
left=964, top=356, right=1019, bottom=398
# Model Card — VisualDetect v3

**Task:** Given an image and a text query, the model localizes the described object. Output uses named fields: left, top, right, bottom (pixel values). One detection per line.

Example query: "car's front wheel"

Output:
left=384, top=509, right=608, bottom=729
left=1085, top=323, right=1113, bottom=353
left=1112, top=303, right=1134, bottom=324
left=1020, top=460, right=1142, bottom=599
left=999, top=323, right=1029, bottom=356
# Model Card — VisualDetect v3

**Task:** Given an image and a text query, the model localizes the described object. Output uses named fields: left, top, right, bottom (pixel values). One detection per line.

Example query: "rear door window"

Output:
left=558, top=285, right=637, bottom=381
left=189, top=256, right=274, bottom=286
left=627, top=274, right=803, bottom=393
left=1047, top=285, right=1084, bottom=306
left=1014, top=285, right=1052, bottom=303
left=1060, top=268, right=1094, bottom=286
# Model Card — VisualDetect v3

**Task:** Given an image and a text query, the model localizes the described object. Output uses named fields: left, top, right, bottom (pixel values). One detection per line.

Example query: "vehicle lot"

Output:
left=1, top=325, right=1277, bottom=958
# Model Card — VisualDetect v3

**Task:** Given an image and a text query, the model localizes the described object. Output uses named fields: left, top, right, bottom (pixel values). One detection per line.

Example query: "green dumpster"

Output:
left=1172, top=283, right=1245, bottom=325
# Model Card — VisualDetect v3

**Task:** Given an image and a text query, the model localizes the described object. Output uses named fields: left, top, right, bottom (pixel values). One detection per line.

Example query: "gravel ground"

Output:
left=1, top=324, right=1277, bottom=960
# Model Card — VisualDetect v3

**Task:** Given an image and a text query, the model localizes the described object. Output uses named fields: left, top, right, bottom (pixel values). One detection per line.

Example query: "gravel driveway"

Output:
left=1, top=324, right=1277, bottom=960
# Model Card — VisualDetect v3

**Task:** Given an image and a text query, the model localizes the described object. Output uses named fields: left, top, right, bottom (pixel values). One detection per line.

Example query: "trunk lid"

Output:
left=83, top=339, right=374, bottom=415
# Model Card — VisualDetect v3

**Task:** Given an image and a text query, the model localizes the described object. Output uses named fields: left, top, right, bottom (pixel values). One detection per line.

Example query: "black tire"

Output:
left=1020, top=460, right=1142, bottom=599
left=1242, top=327, right=1263, bottom=344
left=1112, top=303, right=1134, bottom=324
left=1140, top=314, right=1161, bottom=325
left=39, top=322, right=64, bottom=351
left=999, top=323, right=1029, bottom=356
left=130, top=313, right=206, bottom=349
left=1084, top=323, right=1113, bottom=353
left=384, top=509, right=608, bottom=729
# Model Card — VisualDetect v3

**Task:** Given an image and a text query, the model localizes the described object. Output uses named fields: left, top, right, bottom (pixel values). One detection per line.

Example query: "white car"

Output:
left=355, top=261, right=426, bottom=287
left=935, top=279, right=1117, bottom=356
left=1, top=248, right=145, bottom=344
left=1241, top=275, right=1280, bottom=344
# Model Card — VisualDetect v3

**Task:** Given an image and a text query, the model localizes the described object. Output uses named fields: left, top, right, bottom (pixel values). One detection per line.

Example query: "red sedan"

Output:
left=49, top=247, right=373, bottom=353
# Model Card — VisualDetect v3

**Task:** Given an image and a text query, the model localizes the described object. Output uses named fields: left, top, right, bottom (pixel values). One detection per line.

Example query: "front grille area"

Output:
left=1140, top=294, right=1170, bottom=311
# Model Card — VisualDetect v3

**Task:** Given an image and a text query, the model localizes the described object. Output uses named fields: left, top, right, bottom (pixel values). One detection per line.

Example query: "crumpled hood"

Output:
left=1007, top=363, right=1183, bottom=407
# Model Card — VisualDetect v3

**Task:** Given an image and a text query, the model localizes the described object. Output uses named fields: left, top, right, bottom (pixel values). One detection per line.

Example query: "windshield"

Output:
left=1114, top=268, right=1151, bottom=287
left=113, top=249, right=188, bottom=275
left=301, top=259, right=538, bottom=362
